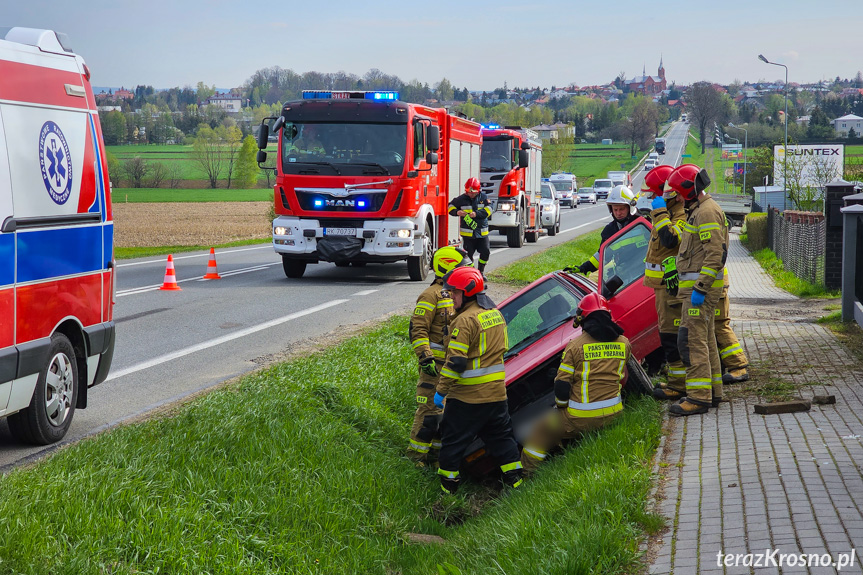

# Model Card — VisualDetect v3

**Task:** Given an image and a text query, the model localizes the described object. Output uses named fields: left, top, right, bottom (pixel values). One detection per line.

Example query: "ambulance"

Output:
left=0, top=28, right=115, bottom=444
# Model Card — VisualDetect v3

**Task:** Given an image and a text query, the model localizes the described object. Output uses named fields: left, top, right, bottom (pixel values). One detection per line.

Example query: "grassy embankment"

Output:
left=115, top=238, right=271, bottom=260
left=748, top=247, right=840, bottom=298
left=551, top=143, right=644, bottom=187
left=0, top=233, right=664, bottom=574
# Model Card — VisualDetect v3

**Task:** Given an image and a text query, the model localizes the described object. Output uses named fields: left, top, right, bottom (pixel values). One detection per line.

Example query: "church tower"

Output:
left=658, top=56, right=665, bottom=81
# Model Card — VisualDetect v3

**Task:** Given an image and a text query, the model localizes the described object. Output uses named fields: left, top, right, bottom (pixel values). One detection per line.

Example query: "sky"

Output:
left=5, top=0, right=863, bottom=92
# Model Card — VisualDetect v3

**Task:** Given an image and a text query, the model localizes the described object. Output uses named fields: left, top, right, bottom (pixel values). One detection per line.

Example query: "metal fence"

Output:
left=767, top=209, right=826, bottom=286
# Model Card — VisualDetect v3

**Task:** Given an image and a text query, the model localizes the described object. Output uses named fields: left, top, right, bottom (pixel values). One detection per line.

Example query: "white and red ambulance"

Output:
left=0, top=28, right=114, bottom=444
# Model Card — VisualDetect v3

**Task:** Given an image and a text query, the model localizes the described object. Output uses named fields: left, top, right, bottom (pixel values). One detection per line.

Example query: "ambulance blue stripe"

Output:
left=103, top=223, right=113, bottom=266
left=0, top=234, right=13, bottom=286
left=17, top=226, right=106, bottom=283
left=87, top=113, right=105, bottom=218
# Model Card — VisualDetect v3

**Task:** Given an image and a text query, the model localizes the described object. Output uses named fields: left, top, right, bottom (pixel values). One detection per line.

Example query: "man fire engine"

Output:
left=256, top=91, right=482, bottom=281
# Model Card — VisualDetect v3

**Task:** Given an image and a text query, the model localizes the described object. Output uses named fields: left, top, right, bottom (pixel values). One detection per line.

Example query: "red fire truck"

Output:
left=479, top=125, right=544, bottom=248
left=256, top=91, right=482, bottom=280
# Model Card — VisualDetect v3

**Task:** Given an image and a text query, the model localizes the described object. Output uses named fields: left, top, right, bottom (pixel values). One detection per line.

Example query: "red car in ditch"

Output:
left=465, top=217, right=662, bottom=473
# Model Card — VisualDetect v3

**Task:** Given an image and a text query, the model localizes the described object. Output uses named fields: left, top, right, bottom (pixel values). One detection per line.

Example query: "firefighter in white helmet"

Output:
left=567, top=185, right=639, bottom=275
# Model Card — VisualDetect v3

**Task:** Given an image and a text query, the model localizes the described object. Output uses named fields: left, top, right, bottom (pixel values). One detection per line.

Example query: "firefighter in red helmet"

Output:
left=448, top=177, right=493, bottom=275
left=665, top=164, right=728, bottom=416
left=641, top=164, right=688, bottom=401
left=520, top=293, right=631, bottom=474
left=434, top=266, right=522, bottom=494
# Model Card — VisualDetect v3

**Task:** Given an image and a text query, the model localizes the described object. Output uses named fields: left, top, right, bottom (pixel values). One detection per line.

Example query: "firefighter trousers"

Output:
left=462, top=236, right=491, bottom=272
left=520, top=408, right=621, bottom=474
left=438, top=398, right=521, bottom=481
left=655, top=287, right=686, bottom=393
left=715, top=285, right=749, bottom=372
left=407, top=360, right=443, bottom=462
left=679, top=287, right=723, bottom=405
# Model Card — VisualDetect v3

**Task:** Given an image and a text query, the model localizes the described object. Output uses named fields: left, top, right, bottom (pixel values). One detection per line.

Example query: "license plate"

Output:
left=323, top=227, right=356, bottom=237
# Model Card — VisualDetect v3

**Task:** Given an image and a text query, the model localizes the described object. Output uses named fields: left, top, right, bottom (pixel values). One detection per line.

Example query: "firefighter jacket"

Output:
left=643, top=197, right=687, bottom=289
left=580, top=214, right=638, bottom=273
left=448, top=192, right=493, bottom=238
left=676, top=193, right=728, bottom=294
left=555, top=331, right=631, bottom=419
left=410, top=279, right=455, bottom=362
left=437, top=299, right=508, bottom=404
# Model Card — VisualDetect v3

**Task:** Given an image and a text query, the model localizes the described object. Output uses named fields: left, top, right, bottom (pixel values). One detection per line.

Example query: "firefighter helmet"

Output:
left=432, top=245, right=471, bottom=278
left=574, top=292, right=611, bottom=326
left=665, top=164, right=711, bottom=201
left=443, top=266, right=484, bottom=297
left=641, top=164, right=675, bottom=197
left=464, top=177, right=481, bottom=192
left=606, top=185, right=637, bottom=216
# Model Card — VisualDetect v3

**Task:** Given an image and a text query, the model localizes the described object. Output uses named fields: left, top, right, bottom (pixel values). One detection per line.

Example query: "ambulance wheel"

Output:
left=7, top=333, right=78, bottom=445
left=622, top=356, right=653, bottom=398
left=282, top=257, right=306, bottom=278
left=407, top=227, right=432, bottom=281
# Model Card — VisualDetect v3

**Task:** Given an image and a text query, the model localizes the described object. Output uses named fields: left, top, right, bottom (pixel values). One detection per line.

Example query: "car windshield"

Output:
left=578, top=188, right=593, bottom=195
left=541, top=183, right=553, bottom=199
left=594, top=181, right=612, bottom=189
left=481, top=138, right=514, bottom=172
left=551, top=181, right=573, bottom=192
left=600, top=222, right=652, bottom=293
left=281, top=121, right=407, bottom=175
left=500, top=277, right=583, bottom=357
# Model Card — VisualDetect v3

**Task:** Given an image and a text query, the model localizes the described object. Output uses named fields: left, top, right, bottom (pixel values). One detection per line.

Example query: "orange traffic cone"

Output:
left=159, top=254, right=182, bottom=291
left=203, top=247, right=221, bottom=279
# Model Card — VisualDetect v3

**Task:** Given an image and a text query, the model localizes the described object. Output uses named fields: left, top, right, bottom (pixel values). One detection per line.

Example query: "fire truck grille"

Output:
left=296, top=190, right=386, bottom=212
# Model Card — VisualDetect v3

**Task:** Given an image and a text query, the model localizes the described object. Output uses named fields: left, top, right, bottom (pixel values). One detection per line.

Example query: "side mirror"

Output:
left=521, top=141, right=531, bottom=150
left=518, top=149, right=529, bottom=169
left=272, top=116, right=285, bottom=133
left=426, top=152, right=438, bottom=165
left=426, top=125, right=440, bottom=151
left=256, top=150, right=268, bottom=164
left=602, top=275, right=624, bottom=299
left=256, top=123, right=269, bottom=150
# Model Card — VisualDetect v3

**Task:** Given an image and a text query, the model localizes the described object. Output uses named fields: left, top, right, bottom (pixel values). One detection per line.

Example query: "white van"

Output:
left=0, top=28, right=115, bottom=444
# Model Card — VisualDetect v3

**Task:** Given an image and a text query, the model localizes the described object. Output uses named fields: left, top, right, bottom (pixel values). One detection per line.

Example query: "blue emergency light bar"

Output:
left=482, top=123, right=502, bottom=130
left=302, top=90, right=400, bottom=101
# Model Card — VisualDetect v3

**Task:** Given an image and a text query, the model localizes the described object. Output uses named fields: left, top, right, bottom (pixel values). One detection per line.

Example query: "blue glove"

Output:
left=691, top=290, right=706, bottom=306
left=433, top=392, right=446, bottom=409
left=651, top=195, right=666, bottom=210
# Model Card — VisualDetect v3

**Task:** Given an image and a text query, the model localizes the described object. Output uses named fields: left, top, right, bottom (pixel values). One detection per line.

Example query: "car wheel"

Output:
left=282, top=257, right=307, bottom=278
left=407, top=226, right=432, bottom=281
left=7, top=333, right=78, bottom=445
left=622, top=356, right=653, bottom=398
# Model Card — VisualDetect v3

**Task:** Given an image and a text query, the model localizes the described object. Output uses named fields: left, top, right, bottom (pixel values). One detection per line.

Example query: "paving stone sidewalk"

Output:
left=649, top=234, right=863, bottom=575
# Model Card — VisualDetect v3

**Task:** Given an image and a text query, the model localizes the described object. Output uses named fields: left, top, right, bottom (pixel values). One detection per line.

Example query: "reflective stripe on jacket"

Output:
left=409, top=279, right=455, bottom=361
left=555, top=332, right=630, bottom=420
left=643, top=197, right=686, bottom=289
left=675, top=194, right=728, bottom=294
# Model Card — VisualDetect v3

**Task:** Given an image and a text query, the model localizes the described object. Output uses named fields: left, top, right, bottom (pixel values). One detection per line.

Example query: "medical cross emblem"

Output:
left=39, top=121, right=73, bottom=205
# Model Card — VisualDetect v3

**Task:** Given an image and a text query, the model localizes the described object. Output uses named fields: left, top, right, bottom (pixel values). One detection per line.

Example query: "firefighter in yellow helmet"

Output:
left=520, top=293, right=630, bottom=474
left=406, top=245, right=470, bottom=465
left=641, top=165, right=688, bottom=401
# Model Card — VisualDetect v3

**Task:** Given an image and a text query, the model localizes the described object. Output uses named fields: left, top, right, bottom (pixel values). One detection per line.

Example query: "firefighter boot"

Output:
left=439, top=476, right=460, bottom=495
left=668, top=397, right=710, bottom=417
left=723, top=367, right=750, bottom=384
left=653, top=384, right=686, bottom=401
left=502, top=469, right=524, bottom=490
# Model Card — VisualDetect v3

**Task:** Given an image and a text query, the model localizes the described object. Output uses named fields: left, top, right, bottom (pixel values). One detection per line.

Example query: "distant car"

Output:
left=540, top=181, right=561, bottom=236
left=593, top=178, right=613, bottom=199
left=549, top=173, right=577, bottom=208
left=644, top=158, right=659, bottom=171
left=464, top=218, right=661, bottom=475
left=578, top=187, right=597, bottom=204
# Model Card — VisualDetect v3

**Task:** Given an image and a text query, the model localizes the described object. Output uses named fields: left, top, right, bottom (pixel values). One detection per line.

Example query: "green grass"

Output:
left=750, top=248, right=840, bottom=298
left=0, top=317, right=664, bottom=574
left=115, top=238, right=271, bottom=260
left=488, top=230, right=602, bottom=286
left=113, top=188, right=273, bottom=203
left=550, top=144, right=648, bottom=186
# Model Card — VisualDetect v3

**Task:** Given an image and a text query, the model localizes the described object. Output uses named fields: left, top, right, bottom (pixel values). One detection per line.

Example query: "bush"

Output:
left=742, top=212, right=767, bottom=251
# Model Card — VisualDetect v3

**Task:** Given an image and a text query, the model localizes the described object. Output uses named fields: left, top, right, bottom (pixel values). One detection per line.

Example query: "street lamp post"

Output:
left=759, top=54, right=788, bottom=211
left=729, top=122, right=748, bottom=198
left=724, top=134, right=740, bottom=192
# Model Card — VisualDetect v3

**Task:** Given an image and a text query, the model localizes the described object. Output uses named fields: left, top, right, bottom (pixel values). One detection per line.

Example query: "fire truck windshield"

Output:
left=281, top=121, right=407, bottom=176
left=481, top=138, right=515, bottom=172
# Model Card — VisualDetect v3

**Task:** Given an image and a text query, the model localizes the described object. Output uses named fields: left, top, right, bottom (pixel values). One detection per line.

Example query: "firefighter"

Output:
left=640, top=165, right=688, bottom=401
left=666, top=164, right=728, bottom=416
left=407, top=245, right=471, bottom=465
left=433, top=267, right=523, bottom=494
left=448, top=177, right=493, bottom=275
left=568, top=185, right=639, bottom=275
left=520, top=293, right=630, bottom=474
left=716, top=273, right=751, bottom=384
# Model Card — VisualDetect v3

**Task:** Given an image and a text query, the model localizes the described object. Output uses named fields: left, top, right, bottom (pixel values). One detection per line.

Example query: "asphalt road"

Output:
left=0, top=122, right=690, bottom=469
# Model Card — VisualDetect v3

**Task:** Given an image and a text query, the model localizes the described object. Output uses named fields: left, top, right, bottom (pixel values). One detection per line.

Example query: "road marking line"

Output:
left=105, top=299, right=350, bottom=381
left=118, top=263, right=279, bottom=296
left=117, top=245, right=272, bottom=268
left=352, top=289, right=378, bottom=296
left=560, top=217, right=607, bottom=235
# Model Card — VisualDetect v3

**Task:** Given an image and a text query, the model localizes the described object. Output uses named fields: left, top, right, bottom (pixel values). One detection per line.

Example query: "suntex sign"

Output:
left=773, top=144, right=844, bottom=188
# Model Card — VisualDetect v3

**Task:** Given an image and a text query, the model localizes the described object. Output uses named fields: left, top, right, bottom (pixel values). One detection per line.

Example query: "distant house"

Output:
left=530, top=124, right=558, bottom=142
left=625, top=59, right=667, bottom=96
left=832, top=114, right=863, bottom=136
left=114, top=88, right=134, bottom=100
left=205, top=93, right=244, bottom=113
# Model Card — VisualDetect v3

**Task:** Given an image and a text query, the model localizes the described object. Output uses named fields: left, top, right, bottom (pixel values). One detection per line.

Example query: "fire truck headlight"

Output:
left=389, top=229, right=412, bottom=238
left=274, top=226, right=288, bottom=236
left=497, top=201, right=515, bottom=212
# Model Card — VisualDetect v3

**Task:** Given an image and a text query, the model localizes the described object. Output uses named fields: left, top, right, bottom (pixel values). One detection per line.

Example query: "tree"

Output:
left=121, top=157, right=149, bottom=188
left=784, top=149, right=843, bottom=210
left=849, top=127, right=858, bottom=139
left=196, top=82, right=216, bottom=104
left=192, top=124, right=225, bottom=189
left=233, top=135, right=260, bottom=189
left=687, top=82, right=723, bottom=153
left=221, top=126, right=243, bottom=189
left=620, top=96, right=658, bottom=156
left=147, top=161, right=167, bottom=188
left=101, top=111, right=126, bottom=145
left=434, top=78, right=454, bottom=102
left=541, top=141, right=570, bottom=177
